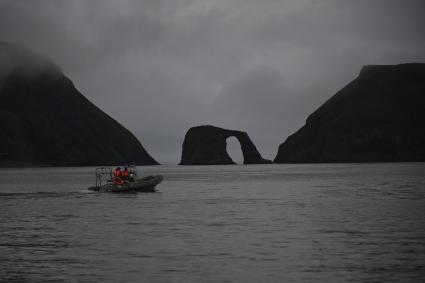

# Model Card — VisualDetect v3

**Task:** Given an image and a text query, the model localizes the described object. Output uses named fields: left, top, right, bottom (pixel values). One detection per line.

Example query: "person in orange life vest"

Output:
left=114, top=167, right=122, bottom=178
left=113, top=167, right=125, bottom=185
left=123, top=167, right=129, bottom=180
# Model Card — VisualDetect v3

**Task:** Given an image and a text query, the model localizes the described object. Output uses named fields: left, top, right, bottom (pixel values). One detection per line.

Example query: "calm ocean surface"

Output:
left=1, top=164, right=425, bottom=282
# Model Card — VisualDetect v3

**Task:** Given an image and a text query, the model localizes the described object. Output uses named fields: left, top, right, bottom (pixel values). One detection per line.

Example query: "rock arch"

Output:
left=179, top=125, right=272, bottom=165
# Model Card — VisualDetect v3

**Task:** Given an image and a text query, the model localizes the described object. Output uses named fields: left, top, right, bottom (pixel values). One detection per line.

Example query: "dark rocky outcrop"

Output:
left=274, top=63, right=425, bottom=163
left=0, top=42, right=158, bottom=166
left=180, top=125, right=271, bottom=165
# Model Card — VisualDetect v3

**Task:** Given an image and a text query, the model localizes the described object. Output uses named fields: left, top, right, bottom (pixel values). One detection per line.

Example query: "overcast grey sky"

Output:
left=1, top=0, right=424, bottom=163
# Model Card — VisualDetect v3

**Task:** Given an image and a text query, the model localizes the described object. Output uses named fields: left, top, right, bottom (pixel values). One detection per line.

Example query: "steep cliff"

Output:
left=180, top=125, right=271, bottom=165
left=274, top=63, right=425, bottom=163
left=0, top=42, right=158, bottom=166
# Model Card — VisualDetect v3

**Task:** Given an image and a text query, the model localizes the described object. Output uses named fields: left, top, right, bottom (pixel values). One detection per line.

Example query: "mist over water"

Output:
left=1, top=164, right=425, bottom=282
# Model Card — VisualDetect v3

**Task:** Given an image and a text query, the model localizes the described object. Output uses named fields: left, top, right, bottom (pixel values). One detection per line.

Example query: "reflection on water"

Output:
left=1, top=164, right=425, bottom=282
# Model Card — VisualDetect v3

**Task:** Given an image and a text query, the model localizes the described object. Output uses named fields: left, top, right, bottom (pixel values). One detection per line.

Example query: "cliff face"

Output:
left=180, top=125, right=271, bottom=165
left=274, top=63, right=425, bottom=163
left=0, top=42, right=158, bottom=166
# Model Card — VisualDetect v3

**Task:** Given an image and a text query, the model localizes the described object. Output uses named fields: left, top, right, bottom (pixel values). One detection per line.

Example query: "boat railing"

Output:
left=95, top=167, right=113, bottom=188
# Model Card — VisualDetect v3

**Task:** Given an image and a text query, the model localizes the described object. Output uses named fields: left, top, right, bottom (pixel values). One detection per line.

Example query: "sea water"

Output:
left=1, top=164, right=425, bottom=282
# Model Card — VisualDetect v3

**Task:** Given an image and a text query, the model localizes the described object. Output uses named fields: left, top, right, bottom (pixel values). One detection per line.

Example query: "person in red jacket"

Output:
left=123, top=167, right=129, bottom=180
left=113, top=167, right=124, bottom=185
left=114, top=167, right=122, bottom=178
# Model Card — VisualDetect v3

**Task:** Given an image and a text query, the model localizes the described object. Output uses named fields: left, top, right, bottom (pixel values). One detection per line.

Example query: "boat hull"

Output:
left=88, top=175, right=163, bottom=193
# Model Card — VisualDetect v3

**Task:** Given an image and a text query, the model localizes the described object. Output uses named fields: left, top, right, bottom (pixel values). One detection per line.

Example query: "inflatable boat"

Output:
left=88, top=166, right=163, bottom=193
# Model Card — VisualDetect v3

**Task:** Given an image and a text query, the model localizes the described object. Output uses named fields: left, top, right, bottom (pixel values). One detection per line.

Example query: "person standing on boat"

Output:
left=123, top=167, right=129, bottom=181
left=128, top=168, right=136, bottom=182
left=113, top=167, right=125, bottom=185
left=114, top=167, right=121, bottom=178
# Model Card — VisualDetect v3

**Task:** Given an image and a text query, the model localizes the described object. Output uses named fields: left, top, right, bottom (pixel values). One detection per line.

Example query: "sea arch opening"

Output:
left=226, top=136, right=244, bottom=164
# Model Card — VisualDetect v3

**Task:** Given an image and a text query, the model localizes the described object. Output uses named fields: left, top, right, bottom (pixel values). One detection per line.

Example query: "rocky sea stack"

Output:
left=180, top=125, right=271, bottom=165
left=274, top=63, right=425, bottom=163
left=0, top=42, right=158, bottom=166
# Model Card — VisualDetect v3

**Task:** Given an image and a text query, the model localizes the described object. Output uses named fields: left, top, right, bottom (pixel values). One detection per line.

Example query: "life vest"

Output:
left=114, top=176, right=124, bottom=185
left=123, top=171, right=129, bottom=178
left=114, top=170, right=121, bottom=177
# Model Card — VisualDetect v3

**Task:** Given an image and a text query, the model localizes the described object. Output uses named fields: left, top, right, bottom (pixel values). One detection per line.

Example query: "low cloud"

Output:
left=1, top=0, right=424, bottom=163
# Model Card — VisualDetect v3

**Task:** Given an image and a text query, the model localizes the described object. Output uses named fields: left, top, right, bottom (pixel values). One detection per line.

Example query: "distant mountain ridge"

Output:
left=0, top=42, right=158, bottom=166
left=274, top=63, right=425, bottom=163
